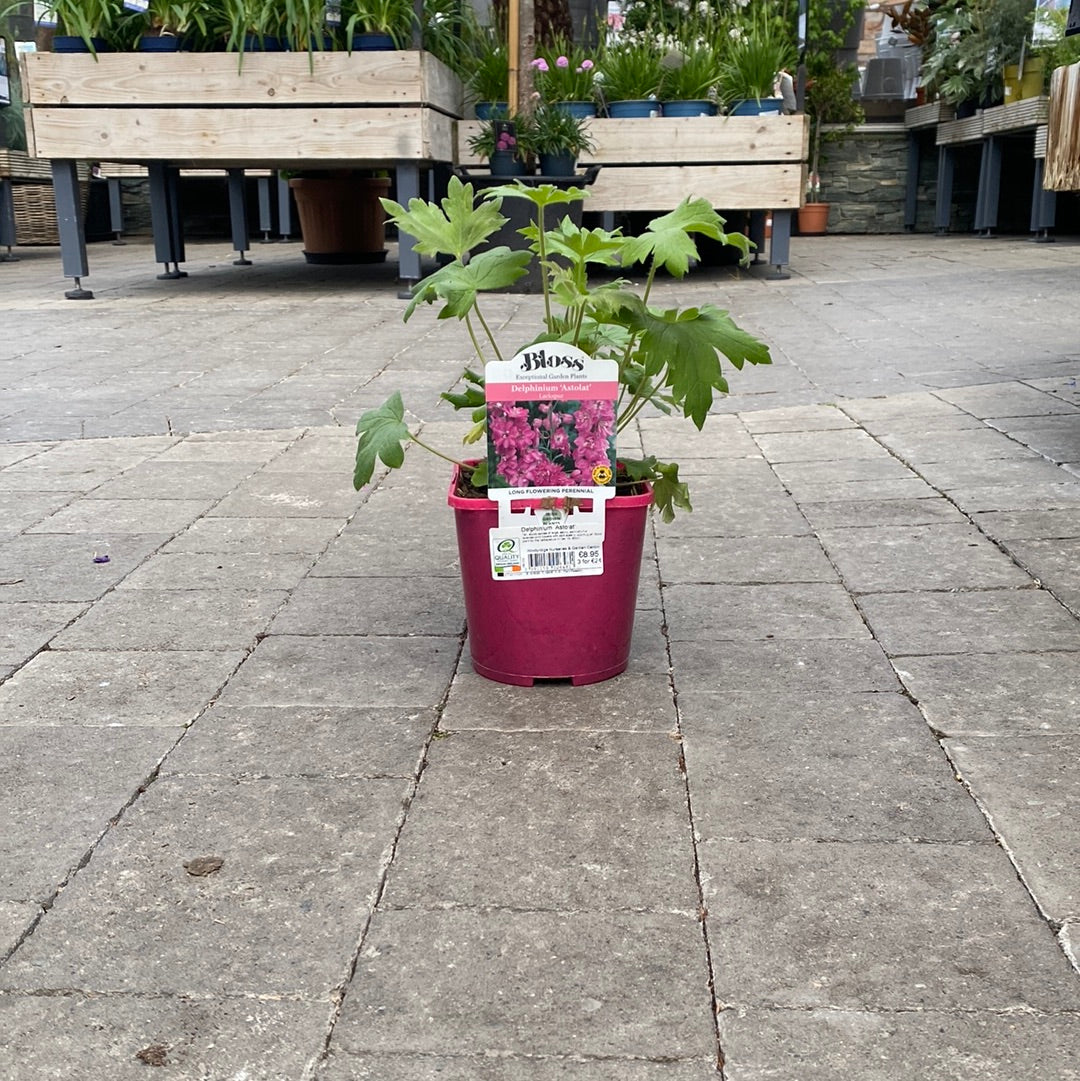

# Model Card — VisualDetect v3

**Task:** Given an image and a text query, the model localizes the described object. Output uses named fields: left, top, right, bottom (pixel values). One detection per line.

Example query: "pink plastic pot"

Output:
left=448, top=468, right=653, bottom=686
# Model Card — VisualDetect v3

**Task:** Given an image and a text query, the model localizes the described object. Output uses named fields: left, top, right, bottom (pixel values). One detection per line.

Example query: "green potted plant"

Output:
left=595, top=34, right=665, bottom=116
left=344, top=0, right=414, bottom=49
left=717, top=4, right=795, bottom=114
left=351, top=178, right=771, bottom=684
left=25, top=0, right=123, bottom=54
left=529, top=35, right=598, bottom=115
left=467, top=113, right=533, bottom=176
left=140, top=0, right=211, bottom=49
left=528, top=103, right=594, bottom=175
left=465, top=26, right=509, bottom=117
left=219, top=0, right=284, bottom=60
left=659, top=41, right=721, bottom=116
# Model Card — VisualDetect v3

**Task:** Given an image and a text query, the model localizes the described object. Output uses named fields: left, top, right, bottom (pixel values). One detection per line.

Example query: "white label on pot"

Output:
left=489, top=504, right=605, bottom=580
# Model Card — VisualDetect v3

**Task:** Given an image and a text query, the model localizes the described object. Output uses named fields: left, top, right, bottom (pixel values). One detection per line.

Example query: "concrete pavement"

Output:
left=1, top=233, right=1079, bottom=1079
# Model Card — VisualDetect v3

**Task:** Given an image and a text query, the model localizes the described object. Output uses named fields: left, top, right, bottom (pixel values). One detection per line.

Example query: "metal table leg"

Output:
left=227, top=168, right=252, bottom=264
left=149, top=162, right=188, bottom=279
left=0, top=177, right=17, bottom=261
left=107, top=176, right=126, bottom=244
left=52, top=159, right=92, bottom=298
left=395, top=161, right=421, bottom=297
left=767, top=209, right=792, bottom=280
left=1031, top=157, right=1057, bottom=242
left=934, top=145, right=955, bottom=235
left=277, top=174, right=294, bottom=241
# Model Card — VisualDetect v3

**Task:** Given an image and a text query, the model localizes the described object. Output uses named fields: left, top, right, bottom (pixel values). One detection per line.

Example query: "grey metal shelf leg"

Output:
left=974, top=136, right=1002, bottom=237
left=52, top=159, right=92, bottom=298
left=1031, top=158, right=1057, bottom=242
left=748, top=211, right=766, bottom=263
left=396, top=161, right=421, bottom=297
left=277, top=175, right=294, bottom=241
left=149, top=162, right=188, bottom=279
left=0, top=177, right=17, bottom=261
left=228, top=169, right=252, bottom=265
left=767, top=209, right=792, bottom=280
left=108, top=177, right=125, bottom=244
left=934, top=145, right=954, bottom=235
left=257, top=175, right=273, bottom=242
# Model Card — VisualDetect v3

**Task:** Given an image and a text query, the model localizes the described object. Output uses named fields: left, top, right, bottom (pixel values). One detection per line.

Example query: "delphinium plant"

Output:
left=353, top=179, right=772, bottom=521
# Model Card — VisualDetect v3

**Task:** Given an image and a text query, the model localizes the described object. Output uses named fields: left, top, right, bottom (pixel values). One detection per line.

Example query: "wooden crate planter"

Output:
left=23, top=51, right=462, bottom=166
left=456, top=114, right=808, bottom=213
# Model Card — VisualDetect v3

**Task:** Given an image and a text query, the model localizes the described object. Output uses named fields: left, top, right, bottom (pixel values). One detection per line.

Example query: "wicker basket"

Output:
left=10, top=180, right=89, bottom=245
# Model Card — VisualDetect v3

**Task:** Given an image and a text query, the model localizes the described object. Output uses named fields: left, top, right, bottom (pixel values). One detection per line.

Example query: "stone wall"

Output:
left=819, top=122, right=938, bottom=234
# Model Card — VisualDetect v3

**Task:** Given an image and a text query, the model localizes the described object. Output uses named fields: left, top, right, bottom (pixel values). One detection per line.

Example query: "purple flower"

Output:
left=556, top=55, right=569, bottom=68
left=580, top=59, right=594, bottom=70
left=530, top=58, right=549, bottom=72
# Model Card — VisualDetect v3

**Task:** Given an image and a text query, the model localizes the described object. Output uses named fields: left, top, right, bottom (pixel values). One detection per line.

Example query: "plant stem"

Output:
left=407, top=433, right=468, bottom=469
left=467, top=307, right=503, bottom=363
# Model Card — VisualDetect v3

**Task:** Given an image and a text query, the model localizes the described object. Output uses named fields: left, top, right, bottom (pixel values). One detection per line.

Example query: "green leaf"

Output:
left=353, top=393, right=411, bottom=489
left=620, top=198, right=727, bottom=277
left=483, top=181, right=591, bottom=213
left=619, top=457, right=691, bottom=523
left=405, top=248, right=532, bottom=320
left=440, top=385, right=486, bottom=410
left=380, top=177, right=506, bottom=261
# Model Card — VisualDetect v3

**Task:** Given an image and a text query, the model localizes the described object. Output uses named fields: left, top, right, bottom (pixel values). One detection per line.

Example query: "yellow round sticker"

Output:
left=592, top=465, right=613, bottom=486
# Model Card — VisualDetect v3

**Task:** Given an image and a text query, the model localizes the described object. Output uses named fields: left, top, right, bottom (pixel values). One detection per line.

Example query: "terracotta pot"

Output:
left=288, top=176, right=391, bottom=264
left=797, top=202, right=829, bottom=235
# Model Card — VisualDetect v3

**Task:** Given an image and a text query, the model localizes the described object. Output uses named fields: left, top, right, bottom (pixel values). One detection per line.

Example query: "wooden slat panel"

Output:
left=29, top=105, right=448, bottom=164
left=905, top=102, right=955, bottom=129
left=936, top=115, right=985, bottom=145
left=1045, top=63, right=1080, bottom=190
left=22, top=50, right=461, bottom=113
left=981, top=96, right=1049, bottom=134
left=0, top=148, right=53, bottom=180
left=584, top=164, right=804, bottom=211
left=456, top=114, right=807, bottom=166
left=1034, top=124, right=1048, bottom=159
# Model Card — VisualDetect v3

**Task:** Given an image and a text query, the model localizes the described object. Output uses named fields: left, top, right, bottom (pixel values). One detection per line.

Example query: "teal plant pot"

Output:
left=661, top=100, right=717, bottom=117
left=606, top=100, right=657, bottom=118
left=555, top=101, right=597, bottom=119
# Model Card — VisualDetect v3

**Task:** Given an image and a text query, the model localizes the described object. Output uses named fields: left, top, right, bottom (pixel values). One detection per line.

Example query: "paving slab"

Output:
left=986, top=417, right=1080, bottom=463
left=894, top=651, right=1080, bottom=736
left=320, top=1052, right=720, bottom=1081
left=309, top=524, right=461, bottom=577
left=218, top=635, right=459, bottom=709
left=0, top=438, right=177, bottom=491
left=269, top=575, right=464, bottom=637
left=0, top=600, right=86, bottom=664
left=0, top=774, right=409, bottom=996
left=669, top=639, right=900, bottom=698
left=945, top=735, right=1080, bottom=920
left=859, top=588, right=1080, bottom=656
left=664, top=583, right=869, bottom=642
left=798, top=496, right=969, bottom=530
left=782, top=475, right=940, bottom=503
left=161, top=514, right=346, bottom=555
left=911, top=456, right=1074, bottom=491
left=739, top=404, right=856, bottom=433
left=1002, top=537, right=1080, bottom=610
left=771, top=457, right=915, bottom=497
left=682, top=692, right=987, bottom=842
left=51, top=588, right=287, bottom=651
left=381, top=730, right=698, bottom=912
left=0, top=532, right=171, bottom=602
left=0, top=645, right=243, bottom=727
left=115, top=550, right=316, bottom=591
left=934, top=382, right=1079, bottom=419
left=659, top=483, right=811, bottom=538
left=333, top=909, right=717, bottom=1059
left=0, top=991, right=332, bottom=1081
left=27, top=496, right=219, bottom=535
left=0, top=726, right=179, bottom=903
left=638, top=415, right=760, bottom=458
left=873, top=425, right=1042, bottom=463
left=717, top=1007, right=1080, bottom=1081
left=160, top=703, right=435, bottom=779
left=941, top=480, right=1080, bottom=512
left=86, top=460, right=263, bottom=500
left=752, top=429, right=889, bottom=462
left=970, top=507, right=1080, bottom=541
left=816, top=523, right=1030, bottom=593
left=0, top=490, right=79, bottom=538
left=208, top=471, right=367, bottom=519
left=655, top=535, right=836, bottom=584
left=440, top=671, right=677, bottom=732
left=703, top=839, right=1080, bottom=1011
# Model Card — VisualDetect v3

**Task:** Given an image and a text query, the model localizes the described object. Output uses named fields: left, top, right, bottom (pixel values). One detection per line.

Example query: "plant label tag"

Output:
left=485, top=342, right=619, bottom=580
left=489, top=506, right=606, bottom=580
left=123, top=1, right=150, bottom=12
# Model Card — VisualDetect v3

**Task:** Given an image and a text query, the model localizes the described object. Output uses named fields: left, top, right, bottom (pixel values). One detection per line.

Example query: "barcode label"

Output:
left=490, top=529, right=604, bottom=580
